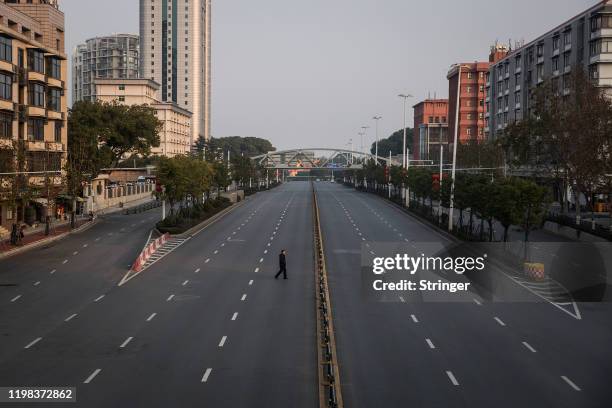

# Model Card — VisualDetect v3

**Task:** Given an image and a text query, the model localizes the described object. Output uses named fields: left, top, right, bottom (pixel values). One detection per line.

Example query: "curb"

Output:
left=0, top=219, right=99, bottom=261
left=175, top=200, right=248, bottom=239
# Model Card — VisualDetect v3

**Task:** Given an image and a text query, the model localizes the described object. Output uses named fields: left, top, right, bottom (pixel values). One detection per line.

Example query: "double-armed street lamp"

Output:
left=448, top=64, right=471, bottom=232
left=372, top=115, right=382, bottom=163
left=360, top=126, right=370, bottom=156
left=398, top=93, right=413, bottom=206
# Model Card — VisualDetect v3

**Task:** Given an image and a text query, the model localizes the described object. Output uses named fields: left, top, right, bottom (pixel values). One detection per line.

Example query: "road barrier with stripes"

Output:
left=312, top=182, right=343, bottom=408
left=524, top=262, right=546, bottom=281
left=131, top=233, right=170, bottom=272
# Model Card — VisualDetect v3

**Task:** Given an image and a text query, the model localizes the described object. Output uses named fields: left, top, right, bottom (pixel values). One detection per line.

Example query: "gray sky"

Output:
left=63, top=0, right=593, bottom=151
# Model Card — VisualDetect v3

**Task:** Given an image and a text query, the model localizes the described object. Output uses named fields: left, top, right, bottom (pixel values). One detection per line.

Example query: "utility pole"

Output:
left=398, top=94, right=413, bottom=208
left=438, top=144, right=444, bottom=224
left=449, top=65, right=468, bottom=232
left=373, top=116, right=382, bottom=164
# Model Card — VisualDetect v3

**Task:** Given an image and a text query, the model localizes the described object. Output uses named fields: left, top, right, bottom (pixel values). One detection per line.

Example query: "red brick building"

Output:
left=447, top=47, right=509, bottom=145
left=412, top=99, right=449, bottom=161
left=447, top=62, right=490, bottom=144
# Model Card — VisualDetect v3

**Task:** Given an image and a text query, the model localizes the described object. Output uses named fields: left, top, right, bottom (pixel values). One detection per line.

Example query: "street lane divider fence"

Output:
left=131, top=233, right=170, bottom=272
left=312, top=182, right=343, bottom=408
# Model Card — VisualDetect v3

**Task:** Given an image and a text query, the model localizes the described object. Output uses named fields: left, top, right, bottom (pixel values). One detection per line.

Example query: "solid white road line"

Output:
left=410, top=314, right=419, bottom=323
left=65, top=313, right=77, bottom=322
left=218, top=336, right=227, bottom=347
left=249, top=280, right=253, bottom=285
left=120, top=337, right=133, bottom=348
left=94, top=295, right=105, bottom=302
left=146, top=313, right=157, bottom=322
left=167, top=294, right=175, bottom=301
left=201, top=368, right=212, bottom=383
left=24, top=337, right=42, bottom=349
left=10, top=295, right=21, bottom=302
left=241, top=294, right=247, bottom=301
left=446, top=371, right=459, bottom=386
left=33, top=281, right=40, bottom=286
left=231, top=312, right=238, bottom=321
left=182, top=280, right=189, bottom=286
left=426, top=339, right=436, bottom=349
left=84, top=369, right=101, bottom=384
left=522, top=341, right=537, bottom=353
left=494, top=317, right=506, bottom=327
left=254, top=267, right=259, bottom=273
left=561, top=376, right=581, bottom=391
left=194, top=268, right=200, bottom=273
left=473, top=298, right=482, bottom=305
left=50, top=269, right=56, bottom=274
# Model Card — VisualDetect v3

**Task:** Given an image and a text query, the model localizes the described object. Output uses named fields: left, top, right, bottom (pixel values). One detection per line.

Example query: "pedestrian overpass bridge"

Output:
left=251, top=148, right=400, bottom=170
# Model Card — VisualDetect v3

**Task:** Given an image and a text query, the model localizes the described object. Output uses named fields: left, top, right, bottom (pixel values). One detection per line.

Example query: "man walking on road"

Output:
left=275, top=249, right=288, bottom=280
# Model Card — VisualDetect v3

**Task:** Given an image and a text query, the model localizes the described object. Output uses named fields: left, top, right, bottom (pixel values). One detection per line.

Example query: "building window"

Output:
left=118, top=95, right=125, bottom=102
left=54, top=120, right=62, bottom=142
left=47, top=88, right=61, bottom=111
left=553, top=36, right=560, bottom=51
left=28, top=83, right=45, bottom=107
left=47, top=57, right=61, bottom=79
left=0, top=111, right=12, bottom=138
left=27, top=118, right=45, bottom=141
left=536, top=43, right=544, bottom=57
left=563, top=52, right=571, bottom=67
left=27, top=49, right=45, bottom=73
left=0, top=72, right=12, bottom=100
left=0, top=36, right=12, bottom=63
left=119, top=84, right=126, bottom=90
left=563, top=30, right=572, bottom=46
left=552, top=56, right=559, bottom=71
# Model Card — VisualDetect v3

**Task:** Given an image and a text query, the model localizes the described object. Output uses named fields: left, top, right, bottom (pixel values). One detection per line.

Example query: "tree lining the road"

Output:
left=499, top=68, right=612, bottom=224
left=370, top=128, right=414, bottom=156
left=193, top=136, right=276, bottom=159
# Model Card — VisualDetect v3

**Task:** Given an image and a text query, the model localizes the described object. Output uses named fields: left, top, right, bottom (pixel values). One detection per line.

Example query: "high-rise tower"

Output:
left=139, top=0, right=211, bottom=145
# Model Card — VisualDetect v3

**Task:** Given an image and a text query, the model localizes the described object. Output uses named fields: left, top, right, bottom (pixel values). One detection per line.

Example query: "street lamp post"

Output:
left=398, top=94, right=413, bottom=207
left=448, top=64, right=469, bottom=232
left=373, top=115, right=382, bottom=164
left=361, top=126, right=370, bottom=156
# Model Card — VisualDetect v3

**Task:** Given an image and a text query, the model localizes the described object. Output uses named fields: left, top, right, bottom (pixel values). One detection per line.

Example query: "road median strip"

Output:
left=312, top=182, right=343, bottom=408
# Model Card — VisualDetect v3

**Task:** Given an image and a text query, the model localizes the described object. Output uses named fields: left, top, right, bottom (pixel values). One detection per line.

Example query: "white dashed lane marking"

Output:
left=84, top=369, right=101, bottom=384
left=24, top=337, right=42, bottom=349
left=201, top=368, right=212, bottom=383
left=94, top=295, right=105, bottom=302
left=64, top=313, right=77, bottom=322
left=10, top=295, right=21, bottom=302
left=120, top=337, right=133, bottom=348
left=146, top=313, right=157, bottom=322
left=561, top=376, right=581, bottom=391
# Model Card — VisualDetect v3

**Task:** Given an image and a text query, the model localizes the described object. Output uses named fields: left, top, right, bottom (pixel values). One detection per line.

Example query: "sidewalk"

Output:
left=95, top=195, right=157, bottom=216
left=0, top=216, right=92, bottom=257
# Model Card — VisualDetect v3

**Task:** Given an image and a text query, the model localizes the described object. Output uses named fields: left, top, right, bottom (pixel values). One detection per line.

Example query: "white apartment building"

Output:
left=139, top=0, right=211, bottom=146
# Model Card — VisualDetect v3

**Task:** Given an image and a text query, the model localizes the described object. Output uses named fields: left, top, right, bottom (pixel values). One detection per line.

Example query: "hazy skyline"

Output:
left=63, top=0, right=594, bottom=151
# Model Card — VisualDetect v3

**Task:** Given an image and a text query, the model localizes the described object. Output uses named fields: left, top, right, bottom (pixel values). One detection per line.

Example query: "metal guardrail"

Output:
left=312, top=182, right=343, bottom=408
left=123, top=200, right=162, bottom=215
